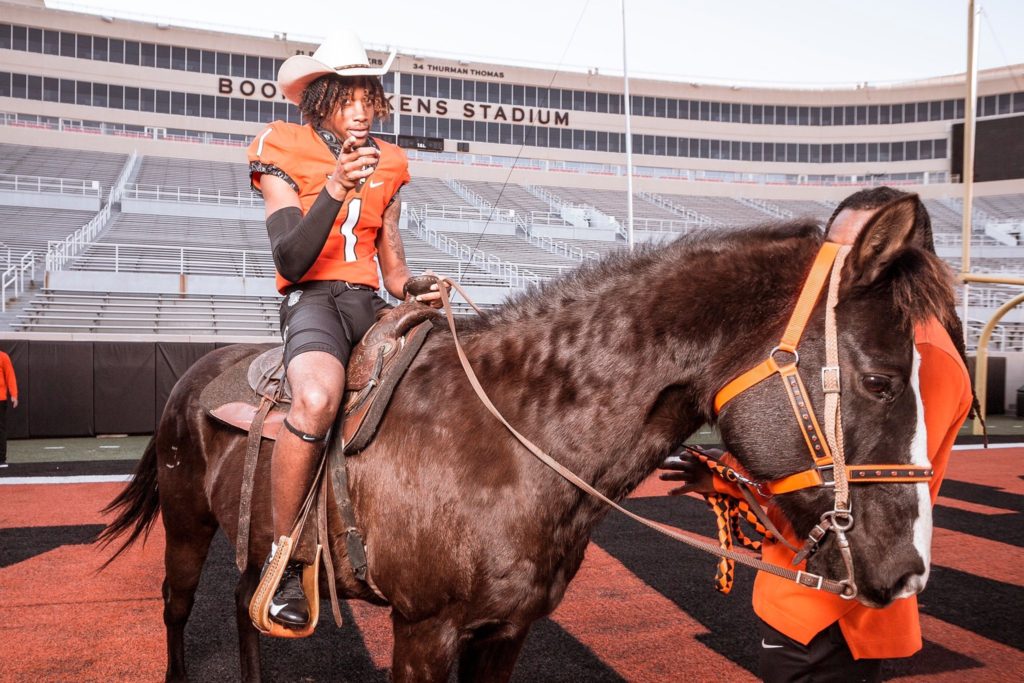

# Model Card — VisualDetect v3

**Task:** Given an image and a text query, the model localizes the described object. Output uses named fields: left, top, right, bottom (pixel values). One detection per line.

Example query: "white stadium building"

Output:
left=0, top=0, right=1021, bottom=432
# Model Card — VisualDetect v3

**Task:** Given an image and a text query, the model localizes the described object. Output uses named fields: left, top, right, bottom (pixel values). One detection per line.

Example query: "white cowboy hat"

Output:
left=278, top=30, right=396, bottom=105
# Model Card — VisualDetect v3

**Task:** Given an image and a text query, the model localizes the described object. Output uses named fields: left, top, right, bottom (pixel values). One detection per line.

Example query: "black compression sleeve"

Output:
left=266, top=188, right=344, bottom=283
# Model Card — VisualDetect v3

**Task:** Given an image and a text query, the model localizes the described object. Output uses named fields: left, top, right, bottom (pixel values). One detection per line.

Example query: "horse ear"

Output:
left=845, top=195, right=920, bottom=287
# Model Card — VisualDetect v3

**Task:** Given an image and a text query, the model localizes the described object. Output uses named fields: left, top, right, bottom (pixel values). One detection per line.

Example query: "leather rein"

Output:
left=433, top=245, right=911, bottom=599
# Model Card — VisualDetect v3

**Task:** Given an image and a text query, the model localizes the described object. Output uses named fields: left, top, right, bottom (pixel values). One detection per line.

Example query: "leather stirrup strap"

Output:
left=236, top=396, right=274, bottom=570
left=327, top=413, right=370, bottom=583
left=319, top=466, right=344, bottom=627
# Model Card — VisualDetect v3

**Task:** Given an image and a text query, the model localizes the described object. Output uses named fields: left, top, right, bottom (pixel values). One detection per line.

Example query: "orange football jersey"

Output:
left=247, top=121, right=410, bottom=293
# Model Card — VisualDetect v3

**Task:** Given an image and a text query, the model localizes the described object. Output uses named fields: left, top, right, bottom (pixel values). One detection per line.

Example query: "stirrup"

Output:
left=249, top=535, right=322, bottom=639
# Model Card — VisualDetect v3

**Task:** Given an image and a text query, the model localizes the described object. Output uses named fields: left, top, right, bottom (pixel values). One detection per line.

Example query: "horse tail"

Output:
left=96, top=435, right=161, bottom=568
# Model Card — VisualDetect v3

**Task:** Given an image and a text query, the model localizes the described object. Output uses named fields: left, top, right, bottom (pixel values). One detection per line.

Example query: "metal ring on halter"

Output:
left=838, top=580, right=858, bottom=600
left=769, top=345, right=799, bottom=366
left=822, top=508, right=854, bottom=532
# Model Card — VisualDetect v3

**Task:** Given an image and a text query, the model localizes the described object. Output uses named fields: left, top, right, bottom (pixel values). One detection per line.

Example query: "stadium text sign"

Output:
left=217, top=78, right=570, bottom=126
left=392, top=96, right=570, bottom=126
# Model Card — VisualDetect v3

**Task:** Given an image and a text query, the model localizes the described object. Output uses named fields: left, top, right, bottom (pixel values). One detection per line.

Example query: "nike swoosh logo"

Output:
left=761, top=639, right=784, bottom=649
left=269, top=602, right=286, bottom=617
left=301, top=434, right=317, bottom=442
left=369, top=180, right=384, bottom=188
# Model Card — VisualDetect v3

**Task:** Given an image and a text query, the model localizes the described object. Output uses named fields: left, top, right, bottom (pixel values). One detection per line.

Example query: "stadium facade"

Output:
left=0, top=0, right=1021, bottom=437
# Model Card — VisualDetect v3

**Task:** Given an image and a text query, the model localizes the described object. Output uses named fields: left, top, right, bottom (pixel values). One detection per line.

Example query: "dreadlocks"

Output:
left=826, top=186, right=982, bottom=422
left=298, top=74, right=392, bottom=130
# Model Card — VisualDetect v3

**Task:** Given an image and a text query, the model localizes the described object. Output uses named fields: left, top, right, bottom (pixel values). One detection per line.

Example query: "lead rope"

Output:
left=821, top=245, right=857, bottom=599
left=435, top=276, right=851, bottom=596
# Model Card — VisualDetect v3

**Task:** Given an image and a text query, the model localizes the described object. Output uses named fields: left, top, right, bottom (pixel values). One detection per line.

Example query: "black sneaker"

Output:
left=266, top=560, right=309, bottom=628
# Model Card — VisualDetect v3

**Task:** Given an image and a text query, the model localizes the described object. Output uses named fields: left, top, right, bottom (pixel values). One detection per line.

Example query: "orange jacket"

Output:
left=247, top=122, right=410, bottom=294
left=712, top=318, right=972, bottom=659
left=0, top=351, right=17, bottom=401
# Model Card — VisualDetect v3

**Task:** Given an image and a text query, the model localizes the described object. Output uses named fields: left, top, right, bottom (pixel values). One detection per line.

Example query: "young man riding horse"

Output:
left=246, top=31, right=445, bottom=630
left=660, top=187, right=975, bottom=682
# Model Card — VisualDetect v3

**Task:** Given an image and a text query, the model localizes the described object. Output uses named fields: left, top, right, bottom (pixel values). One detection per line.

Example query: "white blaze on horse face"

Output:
left=899, top=345, right=932, bottom=598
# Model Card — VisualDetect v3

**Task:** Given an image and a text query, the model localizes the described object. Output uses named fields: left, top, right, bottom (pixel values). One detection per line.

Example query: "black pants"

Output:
left=759, top=619, right=883, bottom=683
left=0, top=399, right=7, bottom=464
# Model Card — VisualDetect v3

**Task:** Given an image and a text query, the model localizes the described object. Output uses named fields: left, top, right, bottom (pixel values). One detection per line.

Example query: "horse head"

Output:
left=714, top=195, right=956, bottom=608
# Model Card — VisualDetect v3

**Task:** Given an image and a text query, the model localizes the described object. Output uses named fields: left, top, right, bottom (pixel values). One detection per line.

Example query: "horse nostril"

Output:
left=894, top=572, right=927, bottom=599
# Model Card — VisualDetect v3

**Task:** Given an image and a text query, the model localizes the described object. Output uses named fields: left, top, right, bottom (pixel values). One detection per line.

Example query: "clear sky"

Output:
left=51, top=0, right=1024, bottom=87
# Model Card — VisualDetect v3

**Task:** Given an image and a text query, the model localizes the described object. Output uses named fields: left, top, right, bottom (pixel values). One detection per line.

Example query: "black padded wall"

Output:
left=29, top=341, right=94, bottom=437
left=94, top=342, right=156, bottom=434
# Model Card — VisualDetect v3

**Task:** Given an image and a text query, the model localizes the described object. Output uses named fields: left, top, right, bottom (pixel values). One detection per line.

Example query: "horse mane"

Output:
left=457, top=219, right=825, bottom=333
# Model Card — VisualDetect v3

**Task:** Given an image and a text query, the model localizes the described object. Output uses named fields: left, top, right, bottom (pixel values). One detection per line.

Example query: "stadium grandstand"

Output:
left=0, top=0, right=1021, bottom=436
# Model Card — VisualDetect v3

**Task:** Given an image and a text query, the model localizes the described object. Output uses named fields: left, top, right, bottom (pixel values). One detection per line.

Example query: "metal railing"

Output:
left=420, top=204, right=516, bottom=223
left=638, top=192, right=713, bottom=225
left=407, top=207, right=540, bottom=288
left=45, top=203, right=112, bottom=271
left=736, top=196, right=793, bottom=219
left=51, top=241, right=274, bottom=277
left=0, top=174, right=100, bottom=197
left=522, top=232, right=599, bottom=262
left=122, top=184, right=265, bottom=207
left=632, top=217, right=698, bottom=234
left=1, top=250, right=36, bottom=312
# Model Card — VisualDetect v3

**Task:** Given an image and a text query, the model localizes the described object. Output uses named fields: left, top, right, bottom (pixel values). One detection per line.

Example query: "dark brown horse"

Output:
left=100, top=196, right=955, bottom=682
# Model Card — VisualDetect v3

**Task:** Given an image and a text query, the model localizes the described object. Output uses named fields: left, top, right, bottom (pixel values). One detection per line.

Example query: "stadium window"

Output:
left=576, top=91, right=588, bottom=111
left=489, top=82, right=502, bottom=104
left=597, top=91, right=608, bottom=113
left=890, top=103, right=903, bottom=123
left=226, top=96, right=242, bottom=120
left=123, top=40, right=140, bottom=65
left=425, top=76, right=438, bottom=97
left=809, top=144, right=820, bottom=163
left=93, top=82, right=108, bottom=107
left=508, top=123, right=522, bottom=145
left=214, top=95, right=229, bottom=119
left=807, top=107, right=819, bottom=126
left=785, top=106, right=797, bottom=125
left=269, top=100, right=286, bottom=121
left=739, top=140, right=751, bottom=160
left=155, top=88, right=170, bottom=113
left=726, top=140, right=737, bottom=160
left=914, top=101, right=929, bottom=121
left=818, top=106, right=831, bottom=126
left=628, top=95, right=639, bottom=115
left=438, top=78, right=451, bottom=99
left=918, top=139, right=932, bottom=159
left=76, top=34, right=93, bottom=60
left=436, top=117, right=449, bottom=138
left=997, top=93, right=1011, bottom=115
left=675, top=137, right=688, bottom=157
left=0, top=24, right=9, bottom=50
left=710, top=101, right=722, bottom=122
left=651, top=97, right=664, bottom=118
left=108, top=84, right=123, bottom=108
left=60, top=31, right=75, bottom=57
left=927, top=100, right=940, bottom=121
left=169, top=46, right=185, bottom=70
left=877, top=105, right=889, bottom=124
left=449, top=119, right=462, bottom=140
left=867, top=142, right=878, bottom=161
left=8, top=72, right=24, bottom=99
left=868, top=106, right=878, bottom=125
left=183, top=92, right=199, bottom=116
left=795, top=143, right=807, bottom=162
left=525, top=125, right=537, bottom=147
left=904, top=141, right=919, bottom=161
left=853, top=106, right=865, bottom=125
left=695, top=138, right=707, bottom=158
left=411, top=74, right=424, bottom=97
left=43, top=76, right=59, bottom=102
left=463, top=79, right=478, bottom=101
left=27, top=27, right=42, bottom=53
left=652, top=135, right=663, bottom=155
left=819, top=144, right=830, bottom=163
left=534, top=126, right=547, bottom=148
left=198, top=93, right=215, bottom=117
left=586, top=90, right=597, bottom=112
left=751, top=104, right=763, bottom=124
left=522, top=85, right=535, bottom=107
left=399, top=73, right=412, bottom=93
left=139, top=88, right=155, bottom=112
left=56, top=77, right=73, bottom=103
left=241, top=98, right=257, bottom=122
left=781, top=143, right=793, bottom=161
left=123, top=85, right=139, bottom=110
left=381, top=71, right=393, bottom=93
left=663, top=135, right=675, bottom=156
left=168, top=90, right=183, bottom=115
left=935, top=138, right=947, bottom=158
left=529, top=86, right=545, bottom=108
left=183, top=48, right=201, bottom=73
left=230, top=53, right=245, bottom=77
left=11, top=24, right=26, bottom=50
left=501, top=83, right=513, bottom=105
left=43, top=29, right=60, bottom=56
left=762, top=141, right=776, bottom=162
left=748, top=141, right=760, bottom=162
left=240, top=54, right=256, bottom=78
left=140, top=42, right=157, bottom=67
left=74, top=79, right=90, bottom=105
left=1013, top=93, right=1024, bottom=114
left=878, top=142, right=889, bottom=162
left=26, top=74, right=41, bottom=100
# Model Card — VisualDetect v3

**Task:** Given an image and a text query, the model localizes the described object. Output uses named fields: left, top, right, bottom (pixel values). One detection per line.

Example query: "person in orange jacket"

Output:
left=661, top=187, right=976, bottom=683
left=0, top=349, right=19, bottom=468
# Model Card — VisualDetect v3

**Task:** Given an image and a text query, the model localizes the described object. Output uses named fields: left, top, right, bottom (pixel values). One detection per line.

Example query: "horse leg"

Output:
left=162, top=520, right=217, bottom=683
left=457, top=629, right=529, bottom=683
left=234, top=564, right=262, bottom=683
left=391, top=613, right=461, bottom=683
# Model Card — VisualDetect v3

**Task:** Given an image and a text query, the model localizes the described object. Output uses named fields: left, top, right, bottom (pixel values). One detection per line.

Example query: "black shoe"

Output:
left=265, top=559, right=309, bottom=628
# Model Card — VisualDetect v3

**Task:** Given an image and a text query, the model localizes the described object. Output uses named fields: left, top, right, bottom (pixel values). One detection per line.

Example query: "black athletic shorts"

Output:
left=279, top=281, right=390, bottom=368
left=758, top=619, right=882, bottom=683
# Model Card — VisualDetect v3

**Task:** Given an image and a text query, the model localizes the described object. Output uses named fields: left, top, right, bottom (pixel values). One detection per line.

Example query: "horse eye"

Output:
left=861, top=374, right=893, bottom=398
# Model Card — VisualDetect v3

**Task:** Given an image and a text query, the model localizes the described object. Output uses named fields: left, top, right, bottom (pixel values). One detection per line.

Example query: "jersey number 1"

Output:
left=337, top=197, right=362, bottom=262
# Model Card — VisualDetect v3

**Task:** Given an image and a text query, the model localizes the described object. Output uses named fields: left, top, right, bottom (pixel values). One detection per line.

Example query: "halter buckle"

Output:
left=770, top=345, right=799, bottom=367
left=821, top=365, right=841, bottom=394
left=817, top=464, right=835, bottom=486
